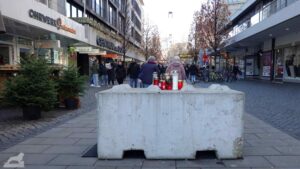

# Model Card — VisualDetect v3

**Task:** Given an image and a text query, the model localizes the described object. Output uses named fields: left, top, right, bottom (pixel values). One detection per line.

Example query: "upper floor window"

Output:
left=72, top=5, right=77, bottom=17
left=92, top=0, right=96, bottom=11
left=96, top=0, right=100, bottom=14
left=109, top=5, right=117, bottom=27
left=66, top=2, right=71, bottom=17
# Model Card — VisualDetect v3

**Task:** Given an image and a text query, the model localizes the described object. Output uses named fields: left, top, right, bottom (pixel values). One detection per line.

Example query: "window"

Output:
left=109, top=6, right=113, bottom=24
left=109, top=5, right=117, bottom=27
left=92, top=0, right=96, bottom=11
left=96, top=0, right=100, bottom=15
left=71, top=5, right=77, bottom=17
left=66, top=2, right=71, bottom=17
left=78, top=9, right=83, bottom=17
left=119, top=15, right=124, bottom=33
left=100, top=0, right=105, bottom=17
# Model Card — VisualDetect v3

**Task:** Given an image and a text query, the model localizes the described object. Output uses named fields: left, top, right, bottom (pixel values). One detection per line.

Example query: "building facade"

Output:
left=224, top=0, right=300, bottom=83
left=225, top=0, right=247, bottom=15
left=0, top=0, right=145, bottom=83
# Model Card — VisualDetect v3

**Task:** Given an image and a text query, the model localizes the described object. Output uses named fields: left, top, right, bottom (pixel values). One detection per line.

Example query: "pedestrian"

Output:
left=106, top=61, right=115, bottom=85
left=166, top=56, right=186, bottom=81
left=99, top=61, right=108, bottom=86
left=185, top=64, right=190, bottom=80
left=189, top=63, right=198, bottom=84
left=138, top=56, right=159, bottom=88
left=115, top=61, right=126, bottom=84
left=90, top=59, right=100, bottom=87
left=232, top=65, right=241, bottom=81
left=127, top=61, right=140, bottom=88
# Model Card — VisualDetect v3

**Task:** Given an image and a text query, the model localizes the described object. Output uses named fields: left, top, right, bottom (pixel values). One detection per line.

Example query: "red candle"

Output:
left=153, top=79, right=159, bottom=85
left=178, top=80, right=183, bottom=90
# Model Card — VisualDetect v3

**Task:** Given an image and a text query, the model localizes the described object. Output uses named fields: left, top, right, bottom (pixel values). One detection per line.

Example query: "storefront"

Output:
left=0, top=0, right=88, bottom=90
left=245, top=55, right=260, bottom=78
left=274, top=46, right=300, bottom=82
left=260, top=51, right=273, bottom=80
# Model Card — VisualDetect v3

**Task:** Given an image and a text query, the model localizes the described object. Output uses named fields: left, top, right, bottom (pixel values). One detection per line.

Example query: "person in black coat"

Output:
left=115, top=61, right=126, bottom=84
left=127, top=61, right=140, bottom=88
left=189, top=63, right=198, bottom=84
left=106, top=61, right=115, bottom=85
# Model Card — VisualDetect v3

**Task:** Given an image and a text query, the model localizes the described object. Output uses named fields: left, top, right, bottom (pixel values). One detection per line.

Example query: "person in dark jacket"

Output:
left=106, top=61, right=115, bottom=85
left=138, top=56, right=159, bottom=88
left=127, top=61, right=140, bottom=88
left=189, top=63, right=198, bottom=84
left=99, top=61, right=108, bottom=86
left=115, top=61, right=126, bottom=84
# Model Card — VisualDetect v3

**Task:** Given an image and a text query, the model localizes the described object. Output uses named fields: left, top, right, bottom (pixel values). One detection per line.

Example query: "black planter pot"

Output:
left=22, top=106, right=41, bottom=120
left=64, top=98, right=78, bottom=110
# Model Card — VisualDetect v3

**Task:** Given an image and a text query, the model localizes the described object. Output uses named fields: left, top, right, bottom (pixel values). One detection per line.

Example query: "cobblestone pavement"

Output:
left=195, top=80, right=300, bottom=140
left=0, top=85, right=109, bottom=151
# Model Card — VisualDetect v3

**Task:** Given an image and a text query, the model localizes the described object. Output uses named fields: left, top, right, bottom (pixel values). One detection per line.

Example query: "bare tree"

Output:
left=148, top=26, right=163, bottom=61
left=190, top=0, right=230, bottom=67
left=121, top=0, right=132, bottom=63
left=142, top=18, right=154, bottom=60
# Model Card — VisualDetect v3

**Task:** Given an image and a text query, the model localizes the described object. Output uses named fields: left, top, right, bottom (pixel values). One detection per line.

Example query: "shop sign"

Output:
left=29, top=9, right=76, bottom=34
left=96, top=37, right=124, bottom=54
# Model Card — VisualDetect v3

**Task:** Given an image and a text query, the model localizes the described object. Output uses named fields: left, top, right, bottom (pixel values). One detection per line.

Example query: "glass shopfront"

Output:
left=274, top=49, right=284, bottom=80
left=283, top=46, right=300, bottom=82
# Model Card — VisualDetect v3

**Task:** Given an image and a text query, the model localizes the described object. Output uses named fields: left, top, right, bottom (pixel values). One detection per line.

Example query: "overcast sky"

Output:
left=143, top=0, right=205, bottom=47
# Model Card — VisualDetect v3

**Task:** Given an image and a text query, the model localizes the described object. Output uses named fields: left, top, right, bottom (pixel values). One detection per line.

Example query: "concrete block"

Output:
left=96, top=85, right=245, bottom=159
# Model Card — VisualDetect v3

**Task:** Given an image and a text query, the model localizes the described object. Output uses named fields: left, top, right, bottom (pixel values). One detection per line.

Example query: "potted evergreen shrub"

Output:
left=2, top=56, right=57, bottom=120
left=58, top=64, right=87, bottom=109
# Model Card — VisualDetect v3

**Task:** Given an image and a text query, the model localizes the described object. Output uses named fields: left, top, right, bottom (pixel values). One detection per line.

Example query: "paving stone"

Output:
left=116, top=167, right=141, bottom=169
left=223, top=156, right=274, bottom=168
left=175, top=159, right=224, bottom=168
left=95, top=159, right=143, bottom=167
left=36, top=131, right=73, bottom=138
left=3, top=145, right=50, bottom=153
left=243, top=147, right=281, bottom=156
left=16, top=166, right=66, bottom=169
left=68, top=133, right=97, bottom=139
left=256, top=133, right=296, bottom=140
left=75, top=138, right=97, bottom=145
left=243, top=134, right=260, bottom=140
left=20, top=138, right=80, bottom=145
left=142, top=167, right=175, bottom=169
left=143, top=160, right=175, bottom=167
left=264, top=156, right=300, bottom=168
left=66, top=166, right=96, bottom=169
left=274, top=146, right=300, bottom=155
left=23, top=154, right=57, bottom=165
left=43, top=145, right=88, bottom=154
left=48, top=154, right=97, bottom=166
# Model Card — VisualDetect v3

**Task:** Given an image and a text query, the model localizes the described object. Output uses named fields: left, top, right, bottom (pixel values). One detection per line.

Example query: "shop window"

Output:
left=275, top=49, right=284, bottom=79
left=284, top=47, right=300, bottom=78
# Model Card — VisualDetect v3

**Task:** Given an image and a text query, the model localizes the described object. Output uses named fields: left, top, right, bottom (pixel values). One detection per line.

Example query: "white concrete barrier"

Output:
left=96, top=84, right=244, bottom=159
